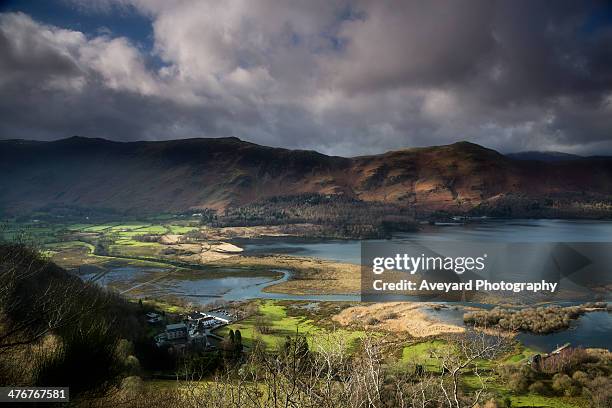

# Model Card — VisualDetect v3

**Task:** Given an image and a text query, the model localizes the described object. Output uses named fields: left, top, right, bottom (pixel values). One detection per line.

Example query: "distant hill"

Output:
left=506, top=151, right=584, bottom=162
left=1, top=137, right=612, bottom=218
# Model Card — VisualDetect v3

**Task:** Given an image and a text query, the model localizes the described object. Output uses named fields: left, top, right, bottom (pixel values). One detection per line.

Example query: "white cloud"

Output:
left=80, top=36, right=159, bottom=95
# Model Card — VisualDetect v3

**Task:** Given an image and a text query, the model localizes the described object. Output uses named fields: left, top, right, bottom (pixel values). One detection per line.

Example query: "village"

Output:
left=148, top=308, right=237, bottom=351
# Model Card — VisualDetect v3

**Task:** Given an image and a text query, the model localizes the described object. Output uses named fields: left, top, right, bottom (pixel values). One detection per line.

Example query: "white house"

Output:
left=198, top=316, right=218, bottom=328
left=204, top=312, right=232, bottom=324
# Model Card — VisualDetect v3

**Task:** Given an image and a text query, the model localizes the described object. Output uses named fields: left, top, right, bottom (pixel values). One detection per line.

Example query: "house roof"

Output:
left=206, top=312, right=231, bottom=321
left=166, top=323, right=187, bottom=331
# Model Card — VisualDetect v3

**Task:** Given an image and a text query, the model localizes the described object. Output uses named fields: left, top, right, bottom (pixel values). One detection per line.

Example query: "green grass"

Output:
left=503, top=345, right=539, bottom=364
left=138, top=298, right=189, bottom=314
left=79, top=222, right=169, bottom=234
left=1, top=223, right=67, bottom=244
left=461, top=377, right=587, bottom=408
left=131, top=225, right=168, bottom=234
left=216, top=300, right=367, bottom=352
left=509, top=394, right=586, bottom=408
left=45, top=240, right=96, bottom=252
left=400, top=341, right=539, bottom=375
left=113, top=235, right=161, bottom=246
left=109, top=223, right=150, bottom=231
left=401, top=340, right=452, bottom=371
left=82, top=223, right=119, bottom=232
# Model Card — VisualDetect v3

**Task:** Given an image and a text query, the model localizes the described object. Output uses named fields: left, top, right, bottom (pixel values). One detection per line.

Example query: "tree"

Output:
left=234, top=329, right=243, bottom=353
left=222, top=329, right=240, bottom=362
left=432, top=330, right=511, bottom=408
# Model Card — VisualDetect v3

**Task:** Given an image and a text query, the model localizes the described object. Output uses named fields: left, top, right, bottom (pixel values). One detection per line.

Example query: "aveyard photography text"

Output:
left=360, top=242, right=612, bottom=303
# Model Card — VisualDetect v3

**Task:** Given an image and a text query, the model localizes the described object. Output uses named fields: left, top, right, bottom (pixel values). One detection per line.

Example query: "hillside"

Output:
left=1, top=137, right=612, bottom=218
left=0, top=242, right=147, bottom=394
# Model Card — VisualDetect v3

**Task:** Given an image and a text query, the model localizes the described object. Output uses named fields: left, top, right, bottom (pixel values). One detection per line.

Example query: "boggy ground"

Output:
left=6, top=219, right=363, bottom=295
left=218, top=255, right=361, bottom=295
left=332, top=302, right=465, bottom=337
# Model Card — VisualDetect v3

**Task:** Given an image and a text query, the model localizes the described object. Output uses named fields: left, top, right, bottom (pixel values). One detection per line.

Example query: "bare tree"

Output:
left=432, top=330, right=511, bottom=408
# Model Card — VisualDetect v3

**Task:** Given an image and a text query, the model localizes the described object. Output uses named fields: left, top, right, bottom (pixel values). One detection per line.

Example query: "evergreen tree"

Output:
left=234, top=329, right=242, bottom=352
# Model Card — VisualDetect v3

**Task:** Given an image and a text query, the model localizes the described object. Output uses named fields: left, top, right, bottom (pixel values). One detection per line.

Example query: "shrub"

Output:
left=552, top=373, right=581, bottom=396
left=508, top=372, right=530, bottom=393
left=584, top=376, right=612, bottom=408
left=365, top=316, right=380, bottom=325
left=124, top=355, right=141, bottom=376
left=539, top=348, right=593, bottom=374
left=528, top=381, right=550, bottom=396
left=380, top=312, right=399, bottom=321
left=463, top=304, right=601, bottom=334
left=115, top=339, right=134, bottom=361
left=254, top=316, right=272, bottom=334
left=500, top=364, right=532, bottom=394
left=572, top=370, right=589, bottom=385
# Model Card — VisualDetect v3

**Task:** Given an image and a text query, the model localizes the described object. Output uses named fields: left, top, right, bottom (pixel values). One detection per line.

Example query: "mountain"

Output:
left=506, top=151, right=584, bottom=162
left=1, top=137, right=612, bottom=218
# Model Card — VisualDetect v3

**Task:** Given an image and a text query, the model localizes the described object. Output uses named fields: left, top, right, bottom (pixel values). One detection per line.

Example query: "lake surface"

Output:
left=242, top=238, right=366, bottom=264
left=242, top=219, right=612, bottom=265
left=517, top=311, right=612, bottom=351
left=81, top=266, right=168, bottom=288
left=84, top=266, right=359, bottom=304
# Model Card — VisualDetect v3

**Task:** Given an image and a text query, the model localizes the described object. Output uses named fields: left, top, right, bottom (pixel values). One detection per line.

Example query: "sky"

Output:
left=1, top=0, right=612, bottom=156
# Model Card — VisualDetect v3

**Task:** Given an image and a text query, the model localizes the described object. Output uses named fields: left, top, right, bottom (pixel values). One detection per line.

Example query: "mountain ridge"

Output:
left=1, top=136, right=611, bottom=217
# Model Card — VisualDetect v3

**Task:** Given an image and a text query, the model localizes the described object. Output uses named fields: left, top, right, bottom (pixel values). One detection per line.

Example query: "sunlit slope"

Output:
left=1, top=137, right=611, bottom=216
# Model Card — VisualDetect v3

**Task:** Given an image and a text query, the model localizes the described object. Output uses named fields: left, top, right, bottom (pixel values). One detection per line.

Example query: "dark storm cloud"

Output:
left=328, top=0, right=498, bottom=93
left=473, top=1, right=612, bottom=105
left=0, top=1, right=611, bottom=155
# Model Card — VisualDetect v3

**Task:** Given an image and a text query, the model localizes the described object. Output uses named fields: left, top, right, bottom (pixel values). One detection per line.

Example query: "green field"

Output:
left=0, top=219, right=201, bottom=265
left=401, top=340, right=451, bottom=371
left=216, top=300, right=369, bottom=351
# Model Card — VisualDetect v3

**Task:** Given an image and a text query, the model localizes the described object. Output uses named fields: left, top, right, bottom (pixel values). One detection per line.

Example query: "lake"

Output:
left=82, top=266, right=360, bottom=303
left=517, top=311, right=612, bottom=351
left=82, top=219, right=612, bottom=349
left=242, top=219, right=612, bottom=265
